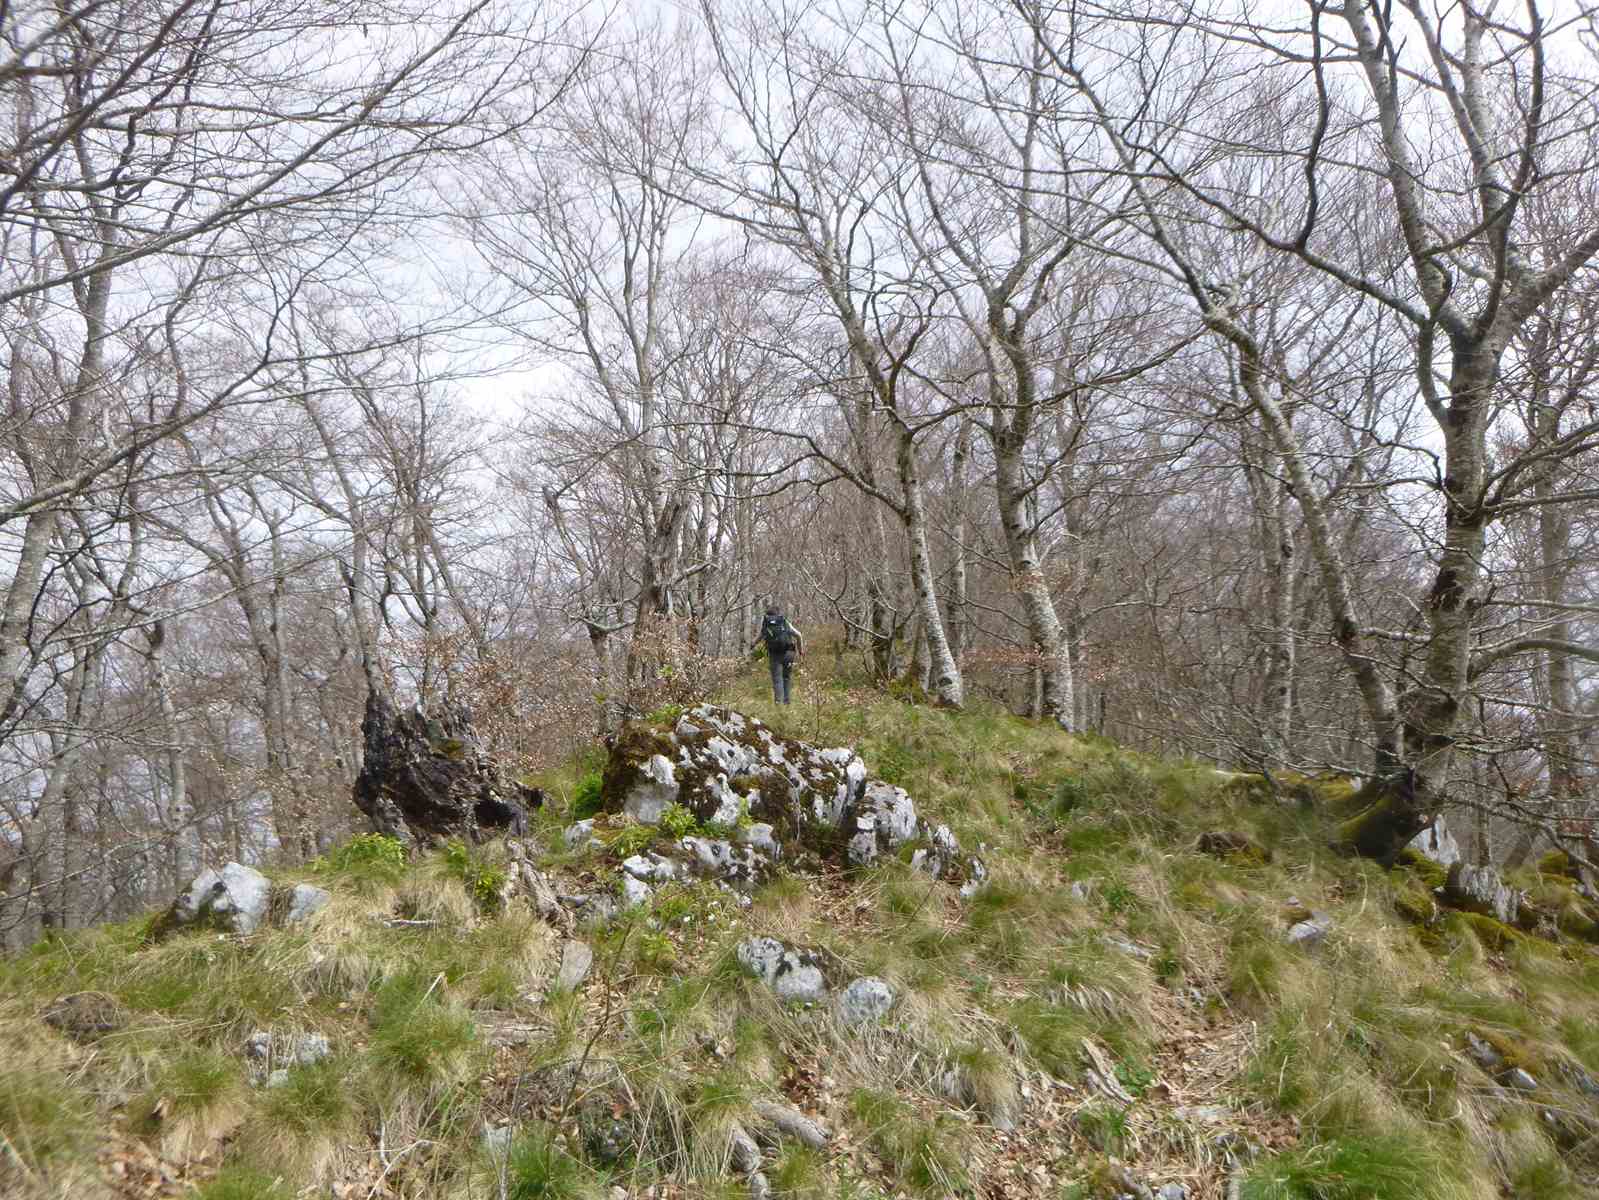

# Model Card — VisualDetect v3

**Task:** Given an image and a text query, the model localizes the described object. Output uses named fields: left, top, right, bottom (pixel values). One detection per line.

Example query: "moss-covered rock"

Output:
left=1332, top=777, right=1428, bottom=865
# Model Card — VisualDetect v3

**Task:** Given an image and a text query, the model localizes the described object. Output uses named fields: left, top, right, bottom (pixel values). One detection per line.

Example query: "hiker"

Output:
left=755, top=605, right=803, bottom=704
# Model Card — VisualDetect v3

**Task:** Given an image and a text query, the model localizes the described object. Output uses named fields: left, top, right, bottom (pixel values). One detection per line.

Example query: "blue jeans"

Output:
left=768, top=651, right=795, bottom=703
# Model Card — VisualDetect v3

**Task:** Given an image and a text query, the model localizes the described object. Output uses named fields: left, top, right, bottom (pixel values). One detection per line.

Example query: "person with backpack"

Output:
left=755, top=604, right=803, bottom=704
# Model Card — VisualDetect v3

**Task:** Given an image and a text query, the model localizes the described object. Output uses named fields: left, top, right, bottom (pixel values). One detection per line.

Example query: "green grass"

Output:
left=369, top=970, right=478, bottom=1083
left=193, top=1166, right=296, bottom=1200
left=848, top=1088, right=972, bottom=1196
left=1238, top=1134, right=1469, bottom=1200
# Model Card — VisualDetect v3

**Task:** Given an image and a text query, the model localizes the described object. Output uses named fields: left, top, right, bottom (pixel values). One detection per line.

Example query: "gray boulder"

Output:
left=1407, top=817, right=1461, bottom=868
left=564, top=819, right=597, bottom=849
left=163, top=862, right=273, bottom=936
left=736, top=936, right=828, bottom=1004
left=282, top=883, right=331, bottom=925
left=836, top=977, right=896, bottom=1027
left=1443, top=862, right=1521, bottom=926
left=554, top=940, right=594, bottom=992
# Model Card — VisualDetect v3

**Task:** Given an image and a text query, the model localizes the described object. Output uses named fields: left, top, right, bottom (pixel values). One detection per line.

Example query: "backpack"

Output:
left=761, top=614, right=794, bottom=655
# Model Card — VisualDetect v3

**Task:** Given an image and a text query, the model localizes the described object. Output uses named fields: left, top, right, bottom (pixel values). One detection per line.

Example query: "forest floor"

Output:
left=3, top=648, right=1598, bottom=1200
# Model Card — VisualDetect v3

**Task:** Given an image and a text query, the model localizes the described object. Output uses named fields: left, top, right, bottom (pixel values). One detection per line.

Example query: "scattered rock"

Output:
left=1285, top=913, right=1333, bottom=948
left=1443, top=862, right=1521, bottom=926
left=836, top=977, right=895, bottom=1027
left=1465, top=1033, right=1504, bottom=1072
left=505, top=840, right=571, bottom=931
left=1407, top=817, right=1461, bottom=868
left=160, top=862, right=273, bottom=936
left=246, top=1030, right=331, bottom=1068
left=1561, top=1062, right=1599, bottom=1098
left=281, top=883, right=331, bottom=925
left=748, top=1172, right=771, bottom=1200
left=1069, top=881, right=1093, bottom=901
left=1504, top=1067, right=1539, bottom=1092
left=42, top=991, right=128, bottom=1043
left=727, top=1123, right=763, bottom=1174
left=595, top=706, right=984, bottom=895
left=1157, top=1185, right=1188, bottom=1200
left=1173, top=1105, right=1230, bottom=1125
left=1103, top=934, right=1154, bottom=960
left=621, top=875, right=653, bottom=908
left=750, top=1100, right=830, bottom=1150
left=564, top=820, right=596, bottom=849
left=735, top=936, right=828, bottom=1003
left=352, top=683, right=540, bottom=844
left=554, top=940, right=594, bottom=992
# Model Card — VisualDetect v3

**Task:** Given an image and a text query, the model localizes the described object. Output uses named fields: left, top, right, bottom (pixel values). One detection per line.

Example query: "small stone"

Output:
left=1173, top=1105, right=1230, bottom=1125
left=1157, top=1185, right=1188, bottom=1200
left=728, top=1123, right=762, bottom=1174
left=1504, top=1067, right=1539, bottom=1092
left=1069, top=881, right=1093, bottom=901
left=621, top=875, right=652, bottom=908
left=564, top=820, right=595, bottom=849
left=836, top=977, right=895, bottom=1027
left=281, top=883, right=331, bottom=925
left=750, top=1100, right=830, bottom=1150
left=1285, top=914, right=1333, bottom=948
left=555, top=940, right=594, bottom=991
left=265, top=1069, right=289, bottom=1088
left=1465, top=1033, right=1503, bottom=1071
left=42, top=991, right=127, bottom=1043
left=748, top=1172, right=771, bottom=1200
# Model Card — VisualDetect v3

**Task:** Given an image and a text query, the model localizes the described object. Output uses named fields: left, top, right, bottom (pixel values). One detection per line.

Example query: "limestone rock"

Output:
left=1407, top=817, right=1461, bottom=868
left=621, top=875, right=653, bottom=908
left=282, top=883, right=331, bottom=925
left=352, top=684, right=540, bottom=844
left=736, top=936, right=827, bottom=1004
left=564, top=820, right=597, bottom=849
left=750, top=1100, right=829, bottom=1150
left=162, top=862, right=273, bottom=936
left=1443, top=862, right=1521, bottom=926
left=1285, top=913, right=1333, bottom=948
left=593, top=705, right=985, bottom=896
left=836, top=977, right=896, bottom=1027
left=554, top=941, right=594, bottom=992
left=1465, top=1033, right=1503, bottom=1072
left=728, top=1122, right=762, bottom=1174
left=246, top=1030, right=330, bottom=1069
left=1505, top=1067, right=1540, bottom=1092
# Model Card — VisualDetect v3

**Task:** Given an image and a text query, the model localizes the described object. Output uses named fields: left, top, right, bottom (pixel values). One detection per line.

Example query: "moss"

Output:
left=597, top=723, right=677, bottom=813
left=1537, top=850, right=1577, bottom=879
left=1460, top=912, right=1530, bottom=953
left=1392, top=876, right=1439, bottom=926
left=1333, top=778, right=1427, bottom=864
left=1392, top=849, right=1448, bottom=890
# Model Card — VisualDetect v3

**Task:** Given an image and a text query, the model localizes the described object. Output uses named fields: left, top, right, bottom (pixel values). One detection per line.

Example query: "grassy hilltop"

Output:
left=3, top=648, right=1598, bottom=1200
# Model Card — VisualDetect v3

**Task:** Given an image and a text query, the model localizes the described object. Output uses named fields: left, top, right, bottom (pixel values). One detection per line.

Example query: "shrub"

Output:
left=320, top=833, right=408, bottom=883
left=572, top=772, right=604, bottom=820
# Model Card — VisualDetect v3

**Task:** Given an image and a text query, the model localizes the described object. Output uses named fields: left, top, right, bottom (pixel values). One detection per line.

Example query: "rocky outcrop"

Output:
left=353, top=686, right=541, bottom=845
left=590, top=705, right=985, bottom=894
left=1443, top=862, right=1522, bottom=926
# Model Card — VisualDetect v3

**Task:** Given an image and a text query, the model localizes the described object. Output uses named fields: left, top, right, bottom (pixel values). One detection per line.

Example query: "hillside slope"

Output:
left=4, top=654, right=1598, bottom=1200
